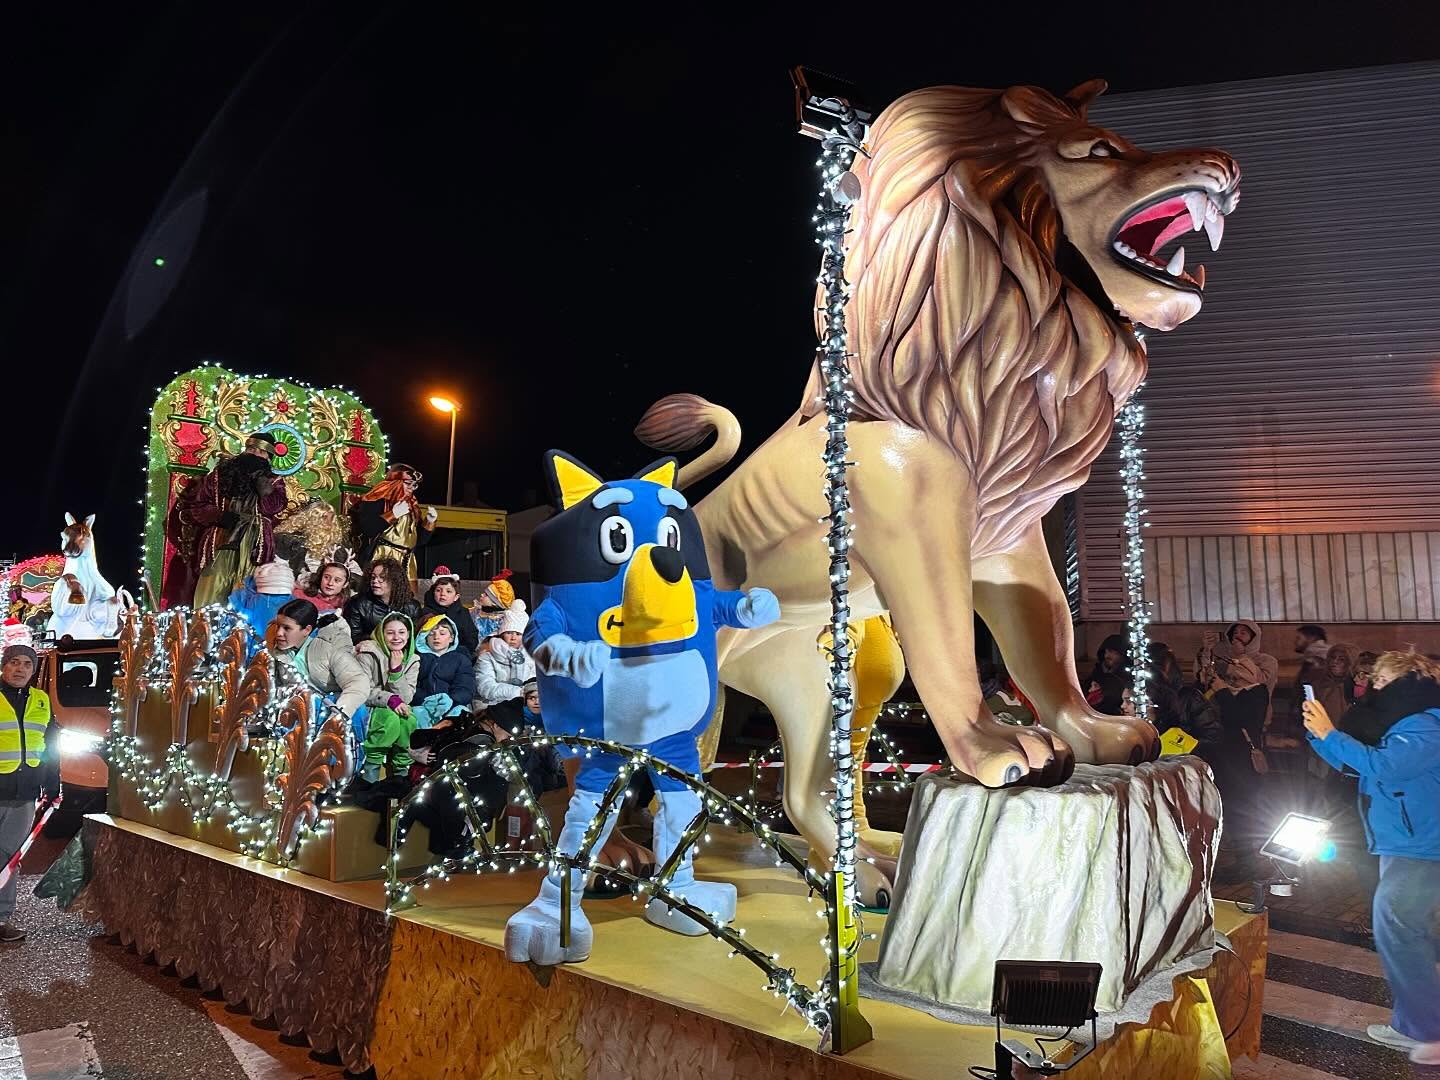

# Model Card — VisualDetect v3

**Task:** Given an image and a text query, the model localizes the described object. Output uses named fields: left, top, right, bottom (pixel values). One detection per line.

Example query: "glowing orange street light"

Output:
left=429, top=396, right=459, bottom=506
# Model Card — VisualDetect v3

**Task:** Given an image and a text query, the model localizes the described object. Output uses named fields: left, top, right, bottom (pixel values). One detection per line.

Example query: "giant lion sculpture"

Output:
left=637, top=80, right=1240, bottom=899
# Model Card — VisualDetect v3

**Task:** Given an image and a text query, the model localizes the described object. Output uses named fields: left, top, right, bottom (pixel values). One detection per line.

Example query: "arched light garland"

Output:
left=384, top=733, right=846, bottom=1034
left=1117, top=388, right=1151, bottom=720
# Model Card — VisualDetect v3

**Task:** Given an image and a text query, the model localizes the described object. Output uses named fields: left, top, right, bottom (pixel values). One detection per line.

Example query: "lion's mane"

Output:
left=809, top=85, right=1146, bottom=557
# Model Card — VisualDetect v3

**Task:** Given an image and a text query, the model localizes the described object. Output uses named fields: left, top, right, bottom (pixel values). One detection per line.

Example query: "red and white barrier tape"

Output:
left=0, top=797, right=60, bottom=892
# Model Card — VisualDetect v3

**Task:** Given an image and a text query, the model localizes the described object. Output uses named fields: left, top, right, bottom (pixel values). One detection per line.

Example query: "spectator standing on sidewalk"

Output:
left=1083, top=634, right=1130, bottom=716
left=1302, top=650, right=1440, bottom=1067
left=0, top=644, right=60, bottom=944
left=1288, top=623, right=1330, bottom=731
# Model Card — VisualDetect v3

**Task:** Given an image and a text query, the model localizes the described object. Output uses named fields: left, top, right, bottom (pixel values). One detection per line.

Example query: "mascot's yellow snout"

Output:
left=598, top=543, right=698, bottom=647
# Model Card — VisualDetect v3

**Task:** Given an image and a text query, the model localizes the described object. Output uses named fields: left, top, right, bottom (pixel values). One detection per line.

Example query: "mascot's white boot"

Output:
left=504, top=788, right=617, bottom=965
left=645, top=787, right=736, bottom=936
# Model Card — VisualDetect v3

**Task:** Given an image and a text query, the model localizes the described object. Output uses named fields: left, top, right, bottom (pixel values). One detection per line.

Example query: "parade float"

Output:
left=141, top=365, right=389, bottom=605
left=3, top=554, right=68, bottom=630
left=79, top=74, right=1266, bottom=1079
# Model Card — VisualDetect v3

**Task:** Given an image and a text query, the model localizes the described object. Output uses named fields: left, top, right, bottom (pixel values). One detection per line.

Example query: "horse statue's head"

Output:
left=60, top=513, right=96, bottom=558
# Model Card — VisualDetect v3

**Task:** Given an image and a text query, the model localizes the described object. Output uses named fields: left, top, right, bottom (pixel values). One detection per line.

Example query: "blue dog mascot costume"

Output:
left=504, top=451, right=780, bottom=965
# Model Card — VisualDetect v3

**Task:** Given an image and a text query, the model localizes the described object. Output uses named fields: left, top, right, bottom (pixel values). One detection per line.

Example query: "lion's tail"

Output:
left=634, top=394, right=741, bottom=490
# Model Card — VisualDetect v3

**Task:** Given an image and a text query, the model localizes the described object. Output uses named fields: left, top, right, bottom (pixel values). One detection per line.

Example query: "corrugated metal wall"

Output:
left=1145, top=531, right=1440, bottom=624
left=1078, top=63, right=1440, bottom=622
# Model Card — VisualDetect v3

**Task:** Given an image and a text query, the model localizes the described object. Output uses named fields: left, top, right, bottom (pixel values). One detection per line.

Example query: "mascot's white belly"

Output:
left=602, top=651, right=708, bottom=746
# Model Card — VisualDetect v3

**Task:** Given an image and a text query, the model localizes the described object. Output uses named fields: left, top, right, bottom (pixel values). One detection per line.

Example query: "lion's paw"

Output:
left=946, top=717, right=1071, bottom=789
left=1051, top=703, right=1160, bottom=766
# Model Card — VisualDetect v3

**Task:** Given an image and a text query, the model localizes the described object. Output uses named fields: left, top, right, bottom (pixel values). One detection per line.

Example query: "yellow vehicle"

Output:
left=34, top=636, right=116, bottom=832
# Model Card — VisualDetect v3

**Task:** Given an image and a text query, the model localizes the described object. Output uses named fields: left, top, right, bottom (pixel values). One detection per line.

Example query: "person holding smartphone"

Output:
left=1302, top=651, right=1440, bottom=1066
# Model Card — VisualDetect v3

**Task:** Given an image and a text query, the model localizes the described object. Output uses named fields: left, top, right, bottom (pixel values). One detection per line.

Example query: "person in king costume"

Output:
left=162, top=432, right=288, bottom=609
left=349, top=464, right=437, bottom=583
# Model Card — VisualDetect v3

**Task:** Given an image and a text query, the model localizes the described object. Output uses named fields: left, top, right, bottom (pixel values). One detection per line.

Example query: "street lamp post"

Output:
left=429, top=396, right=459, bottom=506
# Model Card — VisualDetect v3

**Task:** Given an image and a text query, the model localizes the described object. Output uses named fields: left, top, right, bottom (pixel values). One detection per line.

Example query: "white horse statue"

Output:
left=48, top=513, right=134, bottom=640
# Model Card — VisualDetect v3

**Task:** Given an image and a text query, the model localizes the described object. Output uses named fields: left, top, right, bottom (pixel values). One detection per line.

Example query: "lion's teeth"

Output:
left=1166, top=247, right=1185, bottom=275
left=1195, top=264, right=1207, bottom=288
left=1204, top=213, right=1224, bottom=251
left=1184, top=191, right=1207, bottom=231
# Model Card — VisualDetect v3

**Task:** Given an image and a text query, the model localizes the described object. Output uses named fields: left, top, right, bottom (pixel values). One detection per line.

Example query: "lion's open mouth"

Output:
left=1108, top=187, right=1230, bottom=294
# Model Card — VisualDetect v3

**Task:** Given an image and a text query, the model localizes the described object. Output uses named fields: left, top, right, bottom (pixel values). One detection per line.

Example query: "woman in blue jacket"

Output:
left=1303, top=650, right=1440, bottom=1066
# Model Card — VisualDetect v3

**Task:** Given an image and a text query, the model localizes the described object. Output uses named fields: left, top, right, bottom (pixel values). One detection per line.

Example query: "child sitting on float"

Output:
left=474, top=601, right=533, bottom=730
left=410, top=614, right=475, bottom=728
left=294, top=561, right=353, bottom=614
left=421, top=566, right=479, bottom=657
left=470, top=569, right=517, bottom=646
left=354, top=613, right=419, bottom=781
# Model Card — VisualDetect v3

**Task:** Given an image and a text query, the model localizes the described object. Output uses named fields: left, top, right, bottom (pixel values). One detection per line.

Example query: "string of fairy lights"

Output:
left=812, top=97, right=868, bottom=953
left=382, top=734, right=840, bottom=1030
left=107, top=605, right=345, bottom=862
left=1117, top=389, right=1152, bottom=720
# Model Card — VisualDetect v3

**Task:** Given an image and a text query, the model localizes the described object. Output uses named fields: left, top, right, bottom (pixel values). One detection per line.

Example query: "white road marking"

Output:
left=0, top=1035, right=25, bottom=1080
left=1267, top=929, right=1385, bottom=979
left=6, top=1024, right=102, bottom=1079
left=1262, top=980, right=1392, bottom=1040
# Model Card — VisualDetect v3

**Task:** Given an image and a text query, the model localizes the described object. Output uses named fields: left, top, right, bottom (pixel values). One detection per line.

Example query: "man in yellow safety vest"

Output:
left=0, top=644, right=59, bottom=944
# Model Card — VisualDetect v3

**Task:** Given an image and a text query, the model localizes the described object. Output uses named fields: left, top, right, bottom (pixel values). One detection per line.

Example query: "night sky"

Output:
left=4, top=4, right=1438, bottom=577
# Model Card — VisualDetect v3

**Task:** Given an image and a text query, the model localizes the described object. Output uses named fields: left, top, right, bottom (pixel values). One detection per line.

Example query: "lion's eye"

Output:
left=1089, top=141, right=1120, bottom=159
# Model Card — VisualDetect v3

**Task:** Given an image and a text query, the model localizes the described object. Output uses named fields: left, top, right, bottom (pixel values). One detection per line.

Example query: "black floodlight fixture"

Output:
left=991, top=959, right=1102, bottom=1075
left=791, top=66, right=874, bottom=141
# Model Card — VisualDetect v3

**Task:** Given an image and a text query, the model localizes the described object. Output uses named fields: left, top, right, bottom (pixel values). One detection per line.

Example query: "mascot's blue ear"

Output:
left=632, top=457, right=678, bottom=488
left=544, top=450, right=605, bottom=511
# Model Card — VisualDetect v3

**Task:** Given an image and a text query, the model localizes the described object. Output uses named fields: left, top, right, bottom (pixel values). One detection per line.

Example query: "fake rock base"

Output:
left=875, top=757, right=1220, bottom=1013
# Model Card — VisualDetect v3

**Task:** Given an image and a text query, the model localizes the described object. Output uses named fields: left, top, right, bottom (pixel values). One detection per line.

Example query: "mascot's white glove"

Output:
left=392, top=500, right=410, bottom=519
left=530, top=634, right=610, bottom=689
left=735, top=588, right=781, bottom=629
left=424, top=505, right=438, bottom=525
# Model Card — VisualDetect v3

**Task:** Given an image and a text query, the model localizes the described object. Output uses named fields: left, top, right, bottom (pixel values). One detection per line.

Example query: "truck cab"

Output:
left=33, top=636, right=117, bottom=829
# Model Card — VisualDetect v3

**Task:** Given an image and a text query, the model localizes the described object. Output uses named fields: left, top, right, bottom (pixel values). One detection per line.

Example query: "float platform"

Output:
left=78, top=814, right=1265, bottom=1079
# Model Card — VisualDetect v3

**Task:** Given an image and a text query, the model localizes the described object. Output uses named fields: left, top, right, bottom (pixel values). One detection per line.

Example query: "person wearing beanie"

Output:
left=410, top=614, right=475, bottom=727
left=474, top=600, right=535, bottom=728
left=520, top=678, right=542, bottom=732
left=227, top=558, right=297, bottom=635
left=0, top=644, right=59, bottom=943
left=422, top=566, right=479, bottom=657
left=471, top=569, right=516, bottom=644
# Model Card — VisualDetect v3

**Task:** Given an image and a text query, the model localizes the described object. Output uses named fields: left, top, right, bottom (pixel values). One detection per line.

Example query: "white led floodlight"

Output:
left=1260, top=812, right=1332, bottom=867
